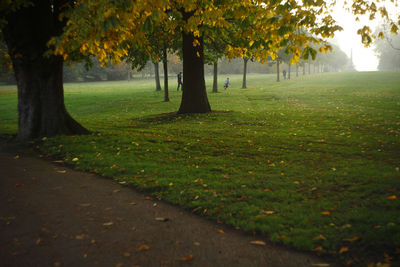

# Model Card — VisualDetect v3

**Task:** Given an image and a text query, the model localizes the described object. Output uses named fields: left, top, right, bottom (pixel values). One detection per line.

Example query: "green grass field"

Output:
left=1, top=72, right=399, bottom=266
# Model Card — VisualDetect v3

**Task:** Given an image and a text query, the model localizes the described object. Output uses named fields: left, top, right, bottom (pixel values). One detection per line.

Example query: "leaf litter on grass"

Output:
left=32, top=72, right=400, bottom=266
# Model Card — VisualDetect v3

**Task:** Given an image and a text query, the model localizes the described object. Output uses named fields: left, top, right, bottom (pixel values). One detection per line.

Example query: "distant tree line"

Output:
left=0, top=41, right=351, bottom=85
left=374, top=27, right=400, bottom=71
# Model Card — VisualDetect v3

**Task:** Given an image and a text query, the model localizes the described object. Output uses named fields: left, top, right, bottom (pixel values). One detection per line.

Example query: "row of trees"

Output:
left=1, top=44, right=352, bottom=85
left=1, top=0, right=397, bottom=140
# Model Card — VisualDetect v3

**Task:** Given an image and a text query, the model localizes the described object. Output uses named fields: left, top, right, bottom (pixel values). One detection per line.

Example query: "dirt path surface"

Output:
left=0, top=141, right=340, bottom=267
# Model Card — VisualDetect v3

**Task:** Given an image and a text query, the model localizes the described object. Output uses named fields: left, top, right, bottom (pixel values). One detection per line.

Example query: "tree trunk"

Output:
left=177, top=29, right=211, bottom=114
left=296, top=64, right=299, bottom=77
left=212, top=61, right=218, bottom=93
left=288, top=64, right=291, bottom=80
left=162, top=46, right=169, bottom=102
left=308, top=61, right=311, bottom=74
left=303, top=63, right=306, bottom=75
left=2, top=0, right=89, bottom=141
left=276, top=60, right=280, bottom=82
left=154, top=62, right=162, bottom=91
left=242, top=57, right=248, bottom=89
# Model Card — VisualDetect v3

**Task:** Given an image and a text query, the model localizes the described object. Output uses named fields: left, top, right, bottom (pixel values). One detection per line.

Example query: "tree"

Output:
left=0, top=1, right=89, bottom=140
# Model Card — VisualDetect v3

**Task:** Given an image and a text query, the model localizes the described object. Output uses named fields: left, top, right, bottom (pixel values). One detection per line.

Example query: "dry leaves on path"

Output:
left=250, top=240, right=267, bottom=246
left=177, top=255, right=194, bottom=262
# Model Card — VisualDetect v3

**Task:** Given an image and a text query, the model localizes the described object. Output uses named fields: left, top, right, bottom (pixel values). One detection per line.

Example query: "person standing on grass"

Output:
left=177, top=72, right=183, bottom=91
left=224, top=77, right=230, bottom=90
left=283, top=69, right=287, bottom=79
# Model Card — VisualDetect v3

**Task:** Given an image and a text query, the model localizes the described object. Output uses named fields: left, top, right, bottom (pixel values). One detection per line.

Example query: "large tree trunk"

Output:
left=154, top=62, right=162, bottom=91
left=177, top=30, right=211, bottom=114
left=162, top=46, right=169, bottom=102
left=2, top=0, right=89, bottom=141
left=242, top=57, right=248, bottom=89
left=212, top=62, right=218, bottom=93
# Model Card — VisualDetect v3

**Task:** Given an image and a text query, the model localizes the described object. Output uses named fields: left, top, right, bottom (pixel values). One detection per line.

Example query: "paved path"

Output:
left=0, top=142, right=339, bottom=267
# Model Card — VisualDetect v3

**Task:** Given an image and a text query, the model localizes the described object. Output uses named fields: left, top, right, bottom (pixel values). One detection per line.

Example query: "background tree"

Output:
left=374, top=25, right=400, bottom=70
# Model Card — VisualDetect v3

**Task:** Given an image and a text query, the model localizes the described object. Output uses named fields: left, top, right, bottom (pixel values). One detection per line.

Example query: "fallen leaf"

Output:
left=75, top=234, right=87, bottom=240
left=343, top=236, right=361, bottom=243
left=14, top=155, right=19, bottom=159
left=321, top=211, right=331, bottom=215
left=102, top=222, right=114, bottom=226
left=83, top=251, right=88, bottom=258
left=217, top=229, right=225, bottom=234
left=128, top=202, right=137, bottom=205
left=387, top=195, right=397, bottom=200
left=145, top=196, right=152, bottom=200
left=339, top=246, right=349, bottom=254
left=137, top=245, right=150, bottom=251
left=155, top=217, right=169, bottom=222
left=15, top=184, right=23, bottom=187
left=79, top=203, right=91, bottom=207
left=314, top=246, right=324, bottom=252
left=113, top=189, right=120, bottom=193
left=311, top=264, right=330, bottom=267
left=123, top=252, right=131, bottom=257
left=250, top=240, right=267, bottom=246
left=57, top=170, right=66, bottom=174
left=194, top=242, right=200, bottom=246
left=36, top=238, right=42, bottom=245
left=72, top=157, right=79, bottom=162
left=264, top=188, right=270, bottom=192
left=177, top=255, right=194, bottom=262
left=313, top=235, right=327, bottom=241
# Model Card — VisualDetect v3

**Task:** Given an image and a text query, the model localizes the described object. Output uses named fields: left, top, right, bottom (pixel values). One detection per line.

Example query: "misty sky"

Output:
left=331, top=1, right=399, bottom=71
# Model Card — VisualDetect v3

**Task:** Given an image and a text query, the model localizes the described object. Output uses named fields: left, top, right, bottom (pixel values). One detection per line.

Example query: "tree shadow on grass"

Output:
left=127, top=110, right=233, bottom=128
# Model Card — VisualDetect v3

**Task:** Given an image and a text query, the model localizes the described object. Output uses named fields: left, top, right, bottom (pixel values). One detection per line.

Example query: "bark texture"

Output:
left=276, top=60, right=280, bottom=82
left=242, top=57, right=248, bottom=89
left=2, top=0, right=88, bottom=140
left=162, top=46, right=169, bottom=102
left=177, top=29, right=211, bottom=114
left=154, top=62, right=162, bottom=91
left=212, top=62, right=218, bottom=93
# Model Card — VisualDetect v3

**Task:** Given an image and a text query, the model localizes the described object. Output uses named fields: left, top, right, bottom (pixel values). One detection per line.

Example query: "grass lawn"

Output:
left=1, top=72, right=399, bottom=266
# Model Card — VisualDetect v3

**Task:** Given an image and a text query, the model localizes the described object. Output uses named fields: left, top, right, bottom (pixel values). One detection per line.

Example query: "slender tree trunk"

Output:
left=162, top=46, right=169, bottom=102
left=154, top=62, right=162, bottom=91
left=242, top=57, right=249, bottom=88
left=2, top=0, right=88, bottom=140
left=276, top=61, right=280, bottom=82
left=303, top=63, right=306, bottom=75
left=177, top=26, right=211, bottom=113
left=296, top=64, right=299, bottom=77
left=308, top=61, right=311, bottom=74
left=212, top=61, right=218, bottom=93
left=288, top=64, right=291, bottom=80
